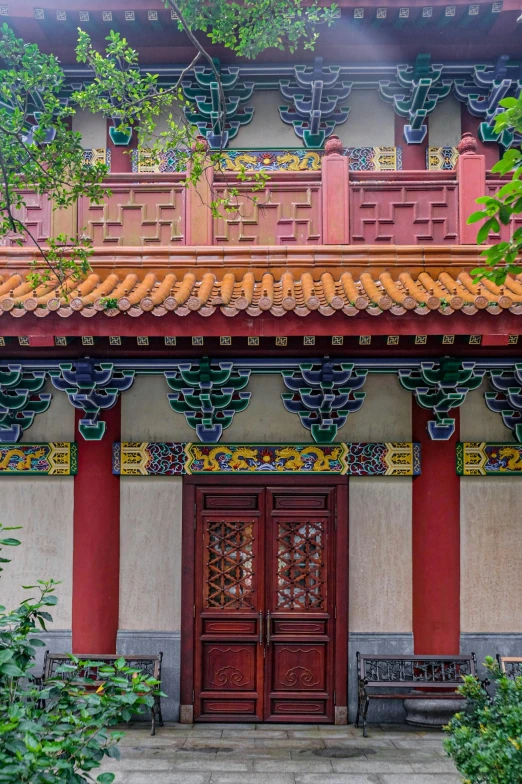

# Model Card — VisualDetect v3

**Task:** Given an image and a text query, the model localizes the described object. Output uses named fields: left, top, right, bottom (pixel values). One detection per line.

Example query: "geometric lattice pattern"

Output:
left=206, top=520, right=255, bottom=609
left=276, top=520, right=325, bottom=610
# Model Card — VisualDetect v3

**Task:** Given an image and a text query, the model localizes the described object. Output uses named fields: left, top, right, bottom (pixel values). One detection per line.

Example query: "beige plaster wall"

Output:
left=337, top=374, right=412, bottom=442
left=72, top=109, right=107, bottom=149
left=349, top=477, right=412, bottom=632
left=460, top=382, right=514, bottom=443
left=119, top=477, right=182, bottom=631
left=461, top=478, right=522, bottom=632
left=122, top=373, right=411, bottom=444
left=230, top=91, right=301, bottom=149
left=121, top=375, right=194, bottom=442
left=20, top=383, right=75, bottom=444
left=0, top=478, right=74, bottom=628
left=429, top=95, right=462, bottom=148
left=337, top=90, right=395, bottom=148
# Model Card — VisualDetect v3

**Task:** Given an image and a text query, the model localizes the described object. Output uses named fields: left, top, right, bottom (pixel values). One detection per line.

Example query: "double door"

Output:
left=193, top=484, right=340, bottom=722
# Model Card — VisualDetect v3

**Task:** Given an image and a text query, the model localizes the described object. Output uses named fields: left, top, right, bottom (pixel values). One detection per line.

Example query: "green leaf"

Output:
left=0, top=649, right=14, bottom=664
left=0, top=538, right=21, bottom=547
left=97, top=774, right=116, bottom=784
left=467, top=210, right=488, bottom=224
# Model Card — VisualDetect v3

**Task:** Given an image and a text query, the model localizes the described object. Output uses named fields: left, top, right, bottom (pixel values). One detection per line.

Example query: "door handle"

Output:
left=259, top=611, right=263, bottom=645
left=266, top=611, right=271, bottom=646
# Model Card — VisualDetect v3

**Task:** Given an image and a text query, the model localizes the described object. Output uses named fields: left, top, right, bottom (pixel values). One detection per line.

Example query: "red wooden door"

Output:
left=194, top=483, right=338, bottom=723
left=194, top=486, right=266, bottom=721
left=264, top=487, right=335, bottom=722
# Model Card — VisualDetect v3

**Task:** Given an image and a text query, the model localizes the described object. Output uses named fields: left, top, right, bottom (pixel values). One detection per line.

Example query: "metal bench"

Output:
left=497, top=655, right=522, bottom=678
left=41, top=652, right=164, bottom=735
left=355, top=652, right=477, bottom=737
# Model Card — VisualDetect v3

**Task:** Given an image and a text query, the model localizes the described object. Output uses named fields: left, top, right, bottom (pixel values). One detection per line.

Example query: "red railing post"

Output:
left=322, top=135, right=350, bottom=244
left=186, top=137, right=214, bottom=245
left=456, top=132, right=486, bottom=245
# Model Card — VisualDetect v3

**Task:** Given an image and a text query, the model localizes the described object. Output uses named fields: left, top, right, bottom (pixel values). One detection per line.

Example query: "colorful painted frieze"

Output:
left=457, top=442, right=522, bottom=476
left=132, top=147, right=403, bottom=173
left=0, top=443, right=78, bottom=476
left=426, top=146, right=458, bottom=171
left=113, top=443, right=421, bottom=476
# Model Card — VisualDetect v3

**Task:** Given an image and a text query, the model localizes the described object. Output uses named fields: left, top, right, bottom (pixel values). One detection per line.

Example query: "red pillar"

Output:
left=106, top=119, right=137, bottom=173
left=395, top=113, right=427, bottom=170
left=412, top=402, right=460, bottom=654
left=456, top=132, right=486, bottom=244
left=322, top=135, right=349, bottom=244
left=72, top=402, right=121, bottom=654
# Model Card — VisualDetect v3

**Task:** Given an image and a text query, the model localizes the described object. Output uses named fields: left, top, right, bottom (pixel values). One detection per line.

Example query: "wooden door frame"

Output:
left=180, top=474, right=349, bottom=725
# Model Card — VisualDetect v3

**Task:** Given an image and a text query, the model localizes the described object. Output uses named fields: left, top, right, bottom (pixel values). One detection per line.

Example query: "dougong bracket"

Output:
left=379, top=54, right=452, bottom=144
left=281, top=359, right=367, bottom=444
left=166, top=357, right=251, bottom=443
left=0, top=365, right=51, bottom=443
left=485, top=364, right=522, bottom=442
left=399, top=358, right=484, bottom=440
left=49, top=360, right=135, bottom=441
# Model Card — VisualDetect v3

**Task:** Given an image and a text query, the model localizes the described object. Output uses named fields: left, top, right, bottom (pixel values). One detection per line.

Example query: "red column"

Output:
left=456, top=132, right=486, bottom=244
left=461, top=106, right=499, bottom=171
left=72, top=402, right=121, bottom=654
left=412, top=402, right=460, bottom=654
left=395, top=113, right=427, bottom=170
left=322, top=135, right=349, bottom=244
left=106, top=119, right=137, bottom=173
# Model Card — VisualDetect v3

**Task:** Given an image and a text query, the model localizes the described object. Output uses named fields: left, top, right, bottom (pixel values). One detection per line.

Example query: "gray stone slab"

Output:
left=295, top=776, right=383, bottom=784
left=379, top=776, right=462, bottom=784
left=254, top=759, right=333, bottom=772
left=349, top=633, right=414, bottom=724
left=124, top=774, right=211, bottom=784
left=331, top=760, right=414, bottom=773
left=172, top=758, right=252, bottom=771
left=210, top=776, right=295, bottom=784
left=117, top=630, right=180, bottom=722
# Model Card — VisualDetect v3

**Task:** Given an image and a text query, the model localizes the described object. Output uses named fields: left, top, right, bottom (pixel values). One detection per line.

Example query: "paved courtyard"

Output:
left=99, top=723, right=462, bottom=784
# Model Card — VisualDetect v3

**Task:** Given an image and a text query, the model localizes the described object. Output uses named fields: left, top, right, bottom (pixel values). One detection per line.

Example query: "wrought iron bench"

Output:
left=40, top=652, right=164, bottom=735
left=497, top=655, right=522, bottom=678
left=355, top=652, right=477, bottom=737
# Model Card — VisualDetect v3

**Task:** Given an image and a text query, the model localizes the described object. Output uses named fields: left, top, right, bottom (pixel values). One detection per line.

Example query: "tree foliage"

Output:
left=0, top=1, right=337, bottom=293
left=470, top=98, right=522, bottom=285
left=444, top=657, right=522, bottom=784
left=0, top=524, right=160, bottom=784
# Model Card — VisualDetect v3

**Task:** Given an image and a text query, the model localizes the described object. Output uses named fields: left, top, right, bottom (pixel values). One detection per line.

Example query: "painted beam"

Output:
left=113, top=442, right=421, bottom=476
left=457, top=442, right=522, bottom=475
left=0, top=442, right=77, bottom=475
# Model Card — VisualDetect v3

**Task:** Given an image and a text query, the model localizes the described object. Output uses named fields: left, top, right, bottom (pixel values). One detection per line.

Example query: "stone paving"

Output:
left=98, top=722, right=463, bottom=784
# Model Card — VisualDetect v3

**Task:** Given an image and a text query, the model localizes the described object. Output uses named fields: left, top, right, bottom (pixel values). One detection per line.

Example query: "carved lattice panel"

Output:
left=276, top=519, right=326, bottom=610
left=486, top=181, right=522, bottom=242
left=78, top=183, right=185, bottom=245
left=350, top=182, right=458, bottom=244
left=205, top=518, right=255, bottom=609
left=0, top=191, right=51, bottom=247
left=213, top=183, right=322, bottom=244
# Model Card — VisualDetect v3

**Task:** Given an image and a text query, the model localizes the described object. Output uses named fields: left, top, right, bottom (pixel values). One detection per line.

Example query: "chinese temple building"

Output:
left=2, top=0, right=522, bottom=725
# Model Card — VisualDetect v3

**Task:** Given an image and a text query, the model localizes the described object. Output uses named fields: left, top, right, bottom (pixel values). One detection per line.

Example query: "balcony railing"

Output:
left=0, top=148, right=496, bottom=250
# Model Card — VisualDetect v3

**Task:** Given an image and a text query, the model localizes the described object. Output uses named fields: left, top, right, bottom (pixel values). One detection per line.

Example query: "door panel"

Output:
left=194, top=487, right=265, bottom=721
left=264, top=488, right=335, bottom=722
left=194, top=484, right=337, bottom=723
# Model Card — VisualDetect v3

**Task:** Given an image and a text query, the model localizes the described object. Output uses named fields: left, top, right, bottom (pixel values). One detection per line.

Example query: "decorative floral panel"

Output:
left=83, top=148, right=111, bottom=170
left=426, top=147, right=458, bottom=171
left=113, top=442, right=421, bottom=476
left=0, top=443, right=78, bottom=475
left=457, top=442, right=522, bottom=476
left=345, top=146, right=402, bottom=172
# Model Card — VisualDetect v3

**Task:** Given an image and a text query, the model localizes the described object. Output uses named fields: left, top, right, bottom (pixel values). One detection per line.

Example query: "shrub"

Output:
left=0, top=524, right=160, bottom=783
left=444, top=656, right=522, bottom=784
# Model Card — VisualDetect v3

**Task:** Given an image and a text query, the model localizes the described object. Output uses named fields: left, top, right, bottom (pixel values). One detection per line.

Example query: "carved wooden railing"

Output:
left=1, top=150, right=494, bottom=250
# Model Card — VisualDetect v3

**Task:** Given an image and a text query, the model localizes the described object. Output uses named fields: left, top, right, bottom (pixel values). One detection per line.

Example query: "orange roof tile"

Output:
left=0, top=268, right=521, bottom=319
